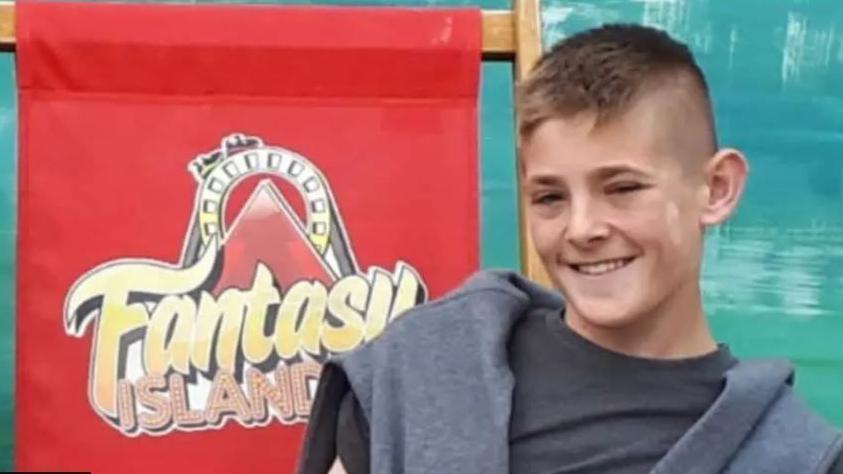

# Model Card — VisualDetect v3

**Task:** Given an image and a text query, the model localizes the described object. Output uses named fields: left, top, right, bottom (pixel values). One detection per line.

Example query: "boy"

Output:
left=298, top=24, right=843, bottom=473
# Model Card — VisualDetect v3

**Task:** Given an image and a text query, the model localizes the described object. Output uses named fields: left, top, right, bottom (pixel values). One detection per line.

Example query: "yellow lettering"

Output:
left=390, top=263, right=425, bottom=321
left=136, top=375, right=171, bottom=432
left=246, top=366, right=294, bottom=423
left=117, top=379, right=137, bottom=433
left=64, top=239, right=217, bottom=418
left=323, top=275, right=367, bottom=352
left=242, top=265, right=280, bottom=365
left=214, top=290, right=247, bottom=375
left=275, top=281, right=327, bottom=359
left=192, top=289, right=247, bottom=375
left=145, top=295, right=195, bottom=376
left=205, top=371, right=252, bottom=425
left=290, top=362, right=321, bottom=417
left=169, top=374, right=204, bottom=428
left=64, top=235, right=432, bottom=434
left=365, top=269, right=393, bottom=341
left=92, top=299, right=148, bottom=419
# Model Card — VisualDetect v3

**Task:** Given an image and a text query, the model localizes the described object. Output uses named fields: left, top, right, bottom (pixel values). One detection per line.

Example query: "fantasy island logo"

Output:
left=63, top=134, right=427, bottom=436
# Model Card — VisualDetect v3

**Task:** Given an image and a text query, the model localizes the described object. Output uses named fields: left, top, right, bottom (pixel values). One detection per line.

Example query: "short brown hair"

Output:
left=517, top=24, right=716, bottom=147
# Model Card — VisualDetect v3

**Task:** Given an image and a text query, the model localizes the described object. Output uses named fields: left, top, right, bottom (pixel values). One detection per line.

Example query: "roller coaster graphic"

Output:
left=182, top=133, right=358, bottom=278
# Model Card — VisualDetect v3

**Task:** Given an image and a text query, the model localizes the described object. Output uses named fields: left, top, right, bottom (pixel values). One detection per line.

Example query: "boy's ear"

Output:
left=699, top=148, right=749, bottom=226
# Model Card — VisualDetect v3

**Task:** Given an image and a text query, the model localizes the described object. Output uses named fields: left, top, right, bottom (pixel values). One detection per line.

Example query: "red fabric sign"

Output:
left=16, top=2, right=480, bottom=471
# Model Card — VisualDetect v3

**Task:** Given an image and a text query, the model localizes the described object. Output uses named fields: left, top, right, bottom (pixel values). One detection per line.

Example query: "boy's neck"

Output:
left=564, top=283, right=717, bottom=360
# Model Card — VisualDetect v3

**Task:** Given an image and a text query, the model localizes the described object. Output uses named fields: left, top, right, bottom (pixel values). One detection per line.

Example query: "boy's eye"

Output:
left=531, top=193, right=565, bottom=205
left=607, top=182, right=645, bottom=194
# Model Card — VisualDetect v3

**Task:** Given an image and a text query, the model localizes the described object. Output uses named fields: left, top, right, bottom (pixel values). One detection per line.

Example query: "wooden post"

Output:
left=0, top=3, right=12, bottom=46
left=513, top=0, right=552, bottom=287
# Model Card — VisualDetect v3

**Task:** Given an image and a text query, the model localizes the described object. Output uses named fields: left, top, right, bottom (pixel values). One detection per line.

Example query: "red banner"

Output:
left=16, top=2, right=480, bottom=471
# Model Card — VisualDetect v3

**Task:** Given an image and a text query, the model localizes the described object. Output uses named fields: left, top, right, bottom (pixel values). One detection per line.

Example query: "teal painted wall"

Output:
left=542, top=0, right=843, bottom=426
left=0, top=52, right=15, bottom=471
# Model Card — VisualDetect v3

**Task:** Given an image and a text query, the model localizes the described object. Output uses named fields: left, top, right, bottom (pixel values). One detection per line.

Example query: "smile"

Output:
left=570, top=257, right=635, bottom=276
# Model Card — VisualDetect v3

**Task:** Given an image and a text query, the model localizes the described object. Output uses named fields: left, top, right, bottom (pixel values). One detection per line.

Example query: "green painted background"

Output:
left=3, top=0, right=843, bottom=470
left=0, top=52, right=16, bottom=471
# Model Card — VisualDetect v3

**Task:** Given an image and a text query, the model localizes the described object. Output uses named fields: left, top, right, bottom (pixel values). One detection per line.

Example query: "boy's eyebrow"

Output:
left=526, top=174, right=564, bottom=186
left=525, top=165, right=653, bottom=186
left=592, top=164, right=652, bottom=180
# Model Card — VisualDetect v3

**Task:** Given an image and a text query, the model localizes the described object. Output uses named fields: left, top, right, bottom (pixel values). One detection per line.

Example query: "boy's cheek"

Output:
left=530, top=234, right=559, bottom=262
left=616, top=207, right=687, bottom=234
left=528, top=217, right=562, bottom=247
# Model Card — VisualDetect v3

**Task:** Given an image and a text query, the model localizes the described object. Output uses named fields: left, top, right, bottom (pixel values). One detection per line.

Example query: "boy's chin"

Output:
left=566, top=299, right=645, bottom=330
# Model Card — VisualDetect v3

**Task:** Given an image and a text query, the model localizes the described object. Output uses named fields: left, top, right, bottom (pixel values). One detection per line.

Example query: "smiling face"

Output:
left=521, top=89, right=713, bottom=333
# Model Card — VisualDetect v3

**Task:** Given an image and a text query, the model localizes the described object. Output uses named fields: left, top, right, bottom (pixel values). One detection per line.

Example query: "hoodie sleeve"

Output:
left=828, top=450, right=843, bottom=474
left=296, top=363, right=351, bottom=474
left=336, top=390, right=371, bottom=473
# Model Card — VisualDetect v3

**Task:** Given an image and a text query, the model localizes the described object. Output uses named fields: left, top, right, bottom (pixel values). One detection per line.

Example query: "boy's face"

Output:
left=521, top=94, right=713, bottom=329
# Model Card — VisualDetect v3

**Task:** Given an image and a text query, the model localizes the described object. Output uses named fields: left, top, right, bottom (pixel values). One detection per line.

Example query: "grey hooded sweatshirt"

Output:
left=298, top=271, right=843, bottom=474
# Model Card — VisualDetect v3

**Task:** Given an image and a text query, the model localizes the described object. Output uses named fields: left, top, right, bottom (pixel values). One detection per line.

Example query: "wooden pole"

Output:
left=0, top=3, right=12, bottom=46
left=513, top=0, right=552, bottom=287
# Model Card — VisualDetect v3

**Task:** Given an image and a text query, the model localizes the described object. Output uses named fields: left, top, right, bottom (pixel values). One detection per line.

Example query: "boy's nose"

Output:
left=565, top=199, right=610, bottom=248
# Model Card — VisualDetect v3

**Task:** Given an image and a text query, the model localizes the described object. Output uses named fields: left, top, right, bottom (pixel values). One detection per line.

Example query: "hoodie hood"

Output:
left=652, top=359, right=793, bottom=473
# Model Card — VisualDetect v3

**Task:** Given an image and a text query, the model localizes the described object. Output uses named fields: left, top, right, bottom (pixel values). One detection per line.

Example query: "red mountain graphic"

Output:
left=212, top=180, right=335, bottom=294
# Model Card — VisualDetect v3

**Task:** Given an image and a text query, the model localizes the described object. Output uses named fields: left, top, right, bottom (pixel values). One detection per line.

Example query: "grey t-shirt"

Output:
left=508, top=310, right=736, bottom=474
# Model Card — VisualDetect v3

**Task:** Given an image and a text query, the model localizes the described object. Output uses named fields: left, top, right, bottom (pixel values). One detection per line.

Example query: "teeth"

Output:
left=575, top=258, right=631, bottom=276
